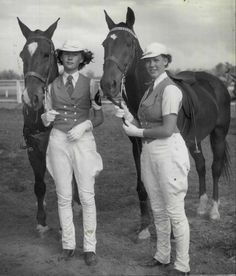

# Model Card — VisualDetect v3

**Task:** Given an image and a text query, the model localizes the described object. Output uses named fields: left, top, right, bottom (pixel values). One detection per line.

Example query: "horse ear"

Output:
left=17, top=17, right=32, bottom=39
left=44, top=18, right=60, bottom=39
left=126, top=7, right=135, bottom=29
left=104, top=10, right=115, bottom=30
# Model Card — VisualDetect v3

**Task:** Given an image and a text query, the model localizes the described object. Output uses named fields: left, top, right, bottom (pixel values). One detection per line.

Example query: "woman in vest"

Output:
left=115, top=42, right=190, bottom=275
left=41, top=40, right=103, bottom=266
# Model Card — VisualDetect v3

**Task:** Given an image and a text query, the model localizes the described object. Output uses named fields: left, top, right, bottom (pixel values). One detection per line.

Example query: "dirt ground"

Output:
left=0, top=103, right=235, bottom=276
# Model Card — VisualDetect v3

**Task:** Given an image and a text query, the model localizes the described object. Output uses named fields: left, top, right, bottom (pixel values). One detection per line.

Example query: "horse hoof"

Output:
left=197, top=194, right=208, bottom=215
left=138, top=227, right=150, bottom=240
left=209, top=208, right=220, bottom=221
left=209, top=201, right=220, bottom=221
left=36, top=224, right=50, bottom=235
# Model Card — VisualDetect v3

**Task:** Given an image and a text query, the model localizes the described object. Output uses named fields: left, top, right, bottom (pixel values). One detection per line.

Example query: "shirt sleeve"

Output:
left=162, top=85, right=182, bottom=116
left=90, top=79, right=100, bottom=100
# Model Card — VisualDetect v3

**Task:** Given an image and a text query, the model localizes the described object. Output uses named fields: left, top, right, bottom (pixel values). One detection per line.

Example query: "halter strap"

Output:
left=104, top=27, right=137, bottom=76
left=27, top=35, right=53, bottom=43
left=24, top=35, right=54, bottom=89
left=104, top=27, right=138, bottom=106
left=109, top=27, right=137, bottom=39
left=24, top=71, right=47, bottom=83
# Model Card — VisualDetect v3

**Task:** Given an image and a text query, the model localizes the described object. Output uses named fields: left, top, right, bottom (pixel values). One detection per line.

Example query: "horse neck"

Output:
left=125, top=41, right=150, bottom=115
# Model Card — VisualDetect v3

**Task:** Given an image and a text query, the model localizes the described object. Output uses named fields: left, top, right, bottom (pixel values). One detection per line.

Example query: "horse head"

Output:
left=18, top=18, right=59, bottom=110
left=100, top=7, right=144, bottom=103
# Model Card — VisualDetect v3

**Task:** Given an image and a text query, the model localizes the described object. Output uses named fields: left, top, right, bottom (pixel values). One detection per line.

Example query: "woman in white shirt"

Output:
left=116, top=42, right=190, bottom=275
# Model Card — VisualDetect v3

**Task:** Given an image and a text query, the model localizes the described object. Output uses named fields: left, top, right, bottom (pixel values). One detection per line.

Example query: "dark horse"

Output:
left=18, top=18, right=80, bottom=234
left=100, top=7, right=231, bottom=229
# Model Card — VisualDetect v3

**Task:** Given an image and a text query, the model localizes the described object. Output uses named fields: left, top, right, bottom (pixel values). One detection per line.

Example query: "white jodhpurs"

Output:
left=141, top=133, right=190, bottom=273
left=46, top=128, right=103, bottom=252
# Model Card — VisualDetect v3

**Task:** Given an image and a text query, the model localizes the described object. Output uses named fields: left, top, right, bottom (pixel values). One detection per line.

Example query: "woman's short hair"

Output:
left=56, top=50, right=94, bottom=70
left=161, top=54, right=172, bottom=66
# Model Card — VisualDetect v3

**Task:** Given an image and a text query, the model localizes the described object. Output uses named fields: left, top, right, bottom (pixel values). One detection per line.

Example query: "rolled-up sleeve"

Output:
left=162, top=85, right=182, bottom=116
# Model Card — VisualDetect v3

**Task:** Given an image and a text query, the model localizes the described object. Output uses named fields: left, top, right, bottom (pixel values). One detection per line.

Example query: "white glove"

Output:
left=67, top=120, right=93, bottom=142
left=114, top=102, right=134, bottom=122
left=122, top=120, right=144, bottom=137
left=41, top=109, right=59, bottom=127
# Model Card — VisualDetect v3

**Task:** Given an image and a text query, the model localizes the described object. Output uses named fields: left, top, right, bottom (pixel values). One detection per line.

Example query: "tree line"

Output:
left=0, top=62, right=235, bottom=86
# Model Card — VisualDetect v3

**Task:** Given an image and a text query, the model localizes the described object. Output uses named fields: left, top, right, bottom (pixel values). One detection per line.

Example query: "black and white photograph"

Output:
left=0, top=0, right=235, bottom=275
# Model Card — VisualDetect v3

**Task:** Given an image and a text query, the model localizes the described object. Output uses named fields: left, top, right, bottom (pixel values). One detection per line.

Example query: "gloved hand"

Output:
left=122, top=120, right=144, bottom=137
left=67, top=120, right=93, bottom=142
left=91, top=90, right=102, bottom=110
left=41, top=109, right=59, bottom=127
left=114, top=102, right=134, bottom=122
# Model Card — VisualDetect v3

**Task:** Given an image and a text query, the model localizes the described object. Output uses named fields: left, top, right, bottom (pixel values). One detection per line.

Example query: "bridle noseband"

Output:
left=24, top=35, right=55, bottom=94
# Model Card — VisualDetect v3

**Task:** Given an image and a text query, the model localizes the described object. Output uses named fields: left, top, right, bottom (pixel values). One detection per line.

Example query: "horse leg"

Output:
left=28, top=148, right=49, bottom=234
left=209, top=129, right=229, bottom=220
left=188, top=143, right=209, bottom=216
left=130, top=137, right=151, bottom=239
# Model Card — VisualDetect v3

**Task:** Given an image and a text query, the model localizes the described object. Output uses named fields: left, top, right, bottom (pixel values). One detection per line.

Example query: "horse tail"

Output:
left=221, top=140, right=231, bottom=181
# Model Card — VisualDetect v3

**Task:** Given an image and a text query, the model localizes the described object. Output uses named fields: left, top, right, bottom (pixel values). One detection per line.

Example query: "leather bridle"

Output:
left=103, top=27, right=138, bottom=107
left=23, top=35, right=55, bottom=95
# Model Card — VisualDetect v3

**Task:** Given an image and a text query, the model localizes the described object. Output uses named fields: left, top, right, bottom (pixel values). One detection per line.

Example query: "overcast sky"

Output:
left=0, top=0, right=235, bottom=77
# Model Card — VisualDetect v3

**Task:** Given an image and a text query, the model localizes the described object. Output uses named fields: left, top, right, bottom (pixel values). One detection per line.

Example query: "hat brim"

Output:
left=56, top=48, right=84, bottom=53
left=141, top=53, right=166, bottom=59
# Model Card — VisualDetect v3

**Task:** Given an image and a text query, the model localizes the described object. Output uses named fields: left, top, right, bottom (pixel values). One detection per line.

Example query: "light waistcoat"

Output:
left=138, top=77, right=179, bottom=129
left=51, top=74, right=91, bottom=132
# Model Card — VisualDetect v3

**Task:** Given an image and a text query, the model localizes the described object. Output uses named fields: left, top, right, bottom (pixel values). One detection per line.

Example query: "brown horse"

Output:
left=18, top=18, right=80, bottom=234
left=100, top=7, right=231, bottom=227
left=17, top=18, right=59, bottom=234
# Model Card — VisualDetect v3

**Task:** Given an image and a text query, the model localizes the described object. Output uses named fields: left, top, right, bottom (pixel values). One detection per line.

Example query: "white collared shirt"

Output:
left=63, top=71, right=80, bottom=87
left=153, top=71, right=183, bottom=116
left=153, top=71, right=168, bottom=89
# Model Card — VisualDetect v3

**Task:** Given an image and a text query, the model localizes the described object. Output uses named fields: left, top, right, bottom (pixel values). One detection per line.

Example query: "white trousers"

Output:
left=46, top=128, right=103, bottom=252
left=141, top=133, right=190, bottom=273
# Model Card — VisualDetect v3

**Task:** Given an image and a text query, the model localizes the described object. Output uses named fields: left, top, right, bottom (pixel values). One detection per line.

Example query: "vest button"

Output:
left=74, top=119, right=77, bottom=122
left=64, top=118, right=67, bottom=121
left=64, top=105, right=67, bottom=108
left=65, top=112, right=67, bottom=114
left=74, top=112, right=77, bottom=115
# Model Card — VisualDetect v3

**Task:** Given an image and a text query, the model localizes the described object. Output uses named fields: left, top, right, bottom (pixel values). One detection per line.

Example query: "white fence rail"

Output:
left=0, top=80, right=23, bottom=103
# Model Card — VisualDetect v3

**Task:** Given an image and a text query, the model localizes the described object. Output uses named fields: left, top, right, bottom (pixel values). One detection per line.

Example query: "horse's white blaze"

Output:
left=27, top=42, right=38, bottom=56
left=110, top=34, right=117, bottom=40
left=197, top=193, right=208, bottom=215
left=22, top=88, right=31, bottom=106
